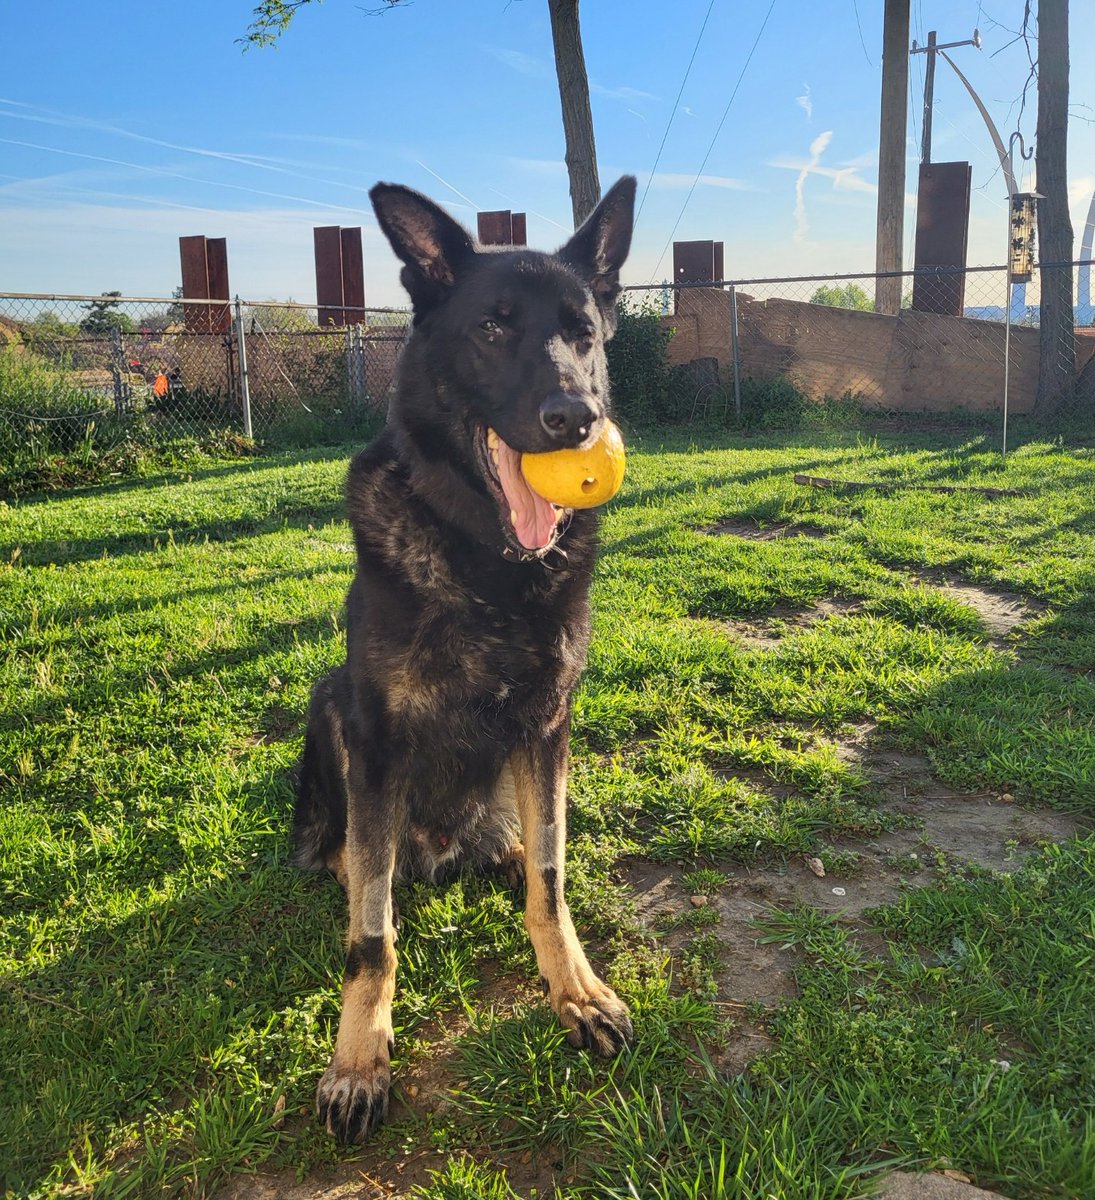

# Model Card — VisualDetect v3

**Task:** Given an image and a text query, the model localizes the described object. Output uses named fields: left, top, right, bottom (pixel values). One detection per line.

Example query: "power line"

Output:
left=635, top=0, right=717, bottom=226
left=649, top=0, right=778, bottom=280
left=849, top=0, right=874, bottom=67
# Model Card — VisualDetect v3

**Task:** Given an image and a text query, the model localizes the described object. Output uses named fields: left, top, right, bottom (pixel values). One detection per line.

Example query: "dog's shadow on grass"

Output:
left=0, top=573, right=350, bottom=735
left=1, top=802, right=348, bottom=1194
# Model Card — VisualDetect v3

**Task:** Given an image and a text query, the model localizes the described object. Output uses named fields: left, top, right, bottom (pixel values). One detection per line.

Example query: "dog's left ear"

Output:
left=557, top=175, right=637, bottom=314
left=370, top=183, right=476, bottom=314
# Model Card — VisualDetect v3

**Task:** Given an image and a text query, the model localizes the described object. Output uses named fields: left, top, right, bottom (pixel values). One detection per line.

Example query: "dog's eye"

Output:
left=480, top=319, right=502, bottom=338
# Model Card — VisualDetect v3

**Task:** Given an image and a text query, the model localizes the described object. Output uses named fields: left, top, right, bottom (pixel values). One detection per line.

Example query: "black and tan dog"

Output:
left=293, top=175, right=637, bottom=1143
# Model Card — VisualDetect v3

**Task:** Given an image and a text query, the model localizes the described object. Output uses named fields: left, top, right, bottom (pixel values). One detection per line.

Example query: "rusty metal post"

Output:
left=477, top=211, right=527, bottom=246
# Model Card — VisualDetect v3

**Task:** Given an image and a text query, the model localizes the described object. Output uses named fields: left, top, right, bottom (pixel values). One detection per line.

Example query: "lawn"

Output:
left=1, top=429, right=1093, bottom=1199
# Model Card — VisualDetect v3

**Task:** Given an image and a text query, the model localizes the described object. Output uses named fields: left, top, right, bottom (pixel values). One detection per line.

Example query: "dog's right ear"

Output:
left=370, top=184, right=476, bottom=313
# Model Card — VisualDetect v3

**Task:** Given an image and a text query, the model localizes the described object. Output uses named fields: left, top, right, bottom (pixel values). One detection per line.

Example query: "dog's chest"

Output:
left=381, top=581, right=585, bottom=726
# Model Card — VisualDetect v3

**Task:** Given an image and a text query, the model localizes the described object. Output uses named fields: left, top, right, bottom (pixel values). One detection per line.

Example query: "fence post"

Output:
left=110, top=325, right=130, bottom=417
left=355, top=325, right=366, bottom=408
left=345, top=326, right=353, bottom=407
left=1001, top=265, right=1012, bottom=460
left=234, top=297, right=253, bottom=440
left=346, top=325, right=365, bottom=409
left=729, top=284, right=742, bottom=421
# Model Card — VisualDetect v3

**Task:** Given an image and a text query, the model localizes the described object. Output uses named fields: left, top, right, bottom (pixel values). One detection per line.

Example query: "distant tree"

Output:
left=79, top=292, right=136, bottom=336
left=241, top=0, right=601, bottom=226
left=809, top=283, right=875, bottom=312
left=25, top=309, right=81, bottom=345
left=138, top=287, right=186, bottom=333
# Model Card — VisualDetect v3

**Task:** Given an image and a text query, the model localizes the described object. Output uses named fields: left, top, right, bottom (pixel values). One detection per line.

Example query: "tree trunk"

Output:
left=1034, top=0, right=1075, bottom=416
left=548, top=0, right=601, bottom=228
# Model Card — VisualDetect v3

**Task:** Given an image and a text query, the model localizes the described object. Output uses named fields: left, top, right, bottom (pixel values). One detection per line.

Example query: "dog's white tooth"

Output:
left=487, top=429, right=500, bottom=449
left=491, top=449, right=499, bottom=465
left=510, top=509, right=518, bottom=525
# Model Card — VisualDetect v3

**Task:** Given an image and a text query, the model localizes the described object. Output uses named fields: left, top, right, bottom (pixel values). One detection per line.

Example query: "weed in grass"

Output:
left=681, top=867, right=732, bottom=894
left=410, top=1155, right=523, bottom=1200
left=818, top=848, right=864, bottom=878
left=676, top=932, right=723, bottom=1001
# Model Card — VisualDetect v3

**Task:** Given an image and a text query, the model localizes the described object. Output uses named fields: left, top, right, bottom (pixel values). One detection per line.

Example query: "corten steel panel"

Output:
left=713, top=241, right=725, bottom=283
left=314, top=225, right=346, bottom=327
left=340, top=227, right=365, bottom=322
left=912, top=161, right=972, bottom=316
left=205, top=237, right=231, bottom=334
left=674, top=240, right=723, bottom=284
left=179, top=235, right=212, bottom=333
left=510, top=212, right=527, bottom=246
left=477, top=210, right=513, bottom=246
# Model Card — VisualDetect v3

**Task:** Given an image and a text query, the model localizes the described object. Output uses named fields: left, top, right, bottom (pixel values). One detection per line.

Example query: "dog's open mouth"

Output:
left=479, top=427, right=566, bottom=554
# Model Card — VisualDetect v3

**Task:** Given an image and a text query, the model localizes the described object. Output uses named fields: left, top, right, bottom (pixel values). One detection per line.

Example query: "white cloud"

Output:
left=796, top=84, right=813, bottom=121
left=480, top=45, right=551, bottom=79
left=768, top=136, right=877, bottom=243
left=590, top=82, right=659, bottom=103
left=792, top=130, right=833, bottom=243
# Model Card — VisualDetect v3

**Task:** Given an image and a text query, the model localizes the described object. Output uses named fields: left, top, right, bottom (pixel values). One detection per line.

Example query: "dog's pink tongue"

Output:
left=496, top=440, right=557, bottom=550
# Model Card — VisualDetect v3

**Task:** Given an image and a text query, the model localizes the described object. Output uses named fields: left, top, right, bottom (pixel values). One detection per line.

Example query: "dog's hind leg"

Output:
left=315, top=740, right=403, bottom=1144
left=510, top=717, right=633, bottom=1057
left=293, top=669, right=350, bottom=882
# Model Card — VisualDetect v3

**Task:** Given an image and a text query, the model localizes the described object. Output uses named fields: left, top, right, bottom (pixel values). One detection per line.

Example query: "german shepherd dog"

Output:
left=293, top=175, right=637, bottom=1143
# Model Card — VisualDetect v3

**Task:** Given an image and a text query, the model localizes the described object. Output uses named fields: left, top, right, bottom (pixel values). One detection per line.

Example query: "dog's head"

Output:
left=369, top=176, right=636, bottom=557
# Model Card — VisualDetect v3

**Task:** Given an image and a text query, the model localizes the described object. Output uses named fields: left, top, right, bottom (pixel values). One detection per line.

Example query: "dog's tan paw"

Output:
left=554, top=985, right=633, bottom=1057
left=316, top=1055, right=391, bottom=1143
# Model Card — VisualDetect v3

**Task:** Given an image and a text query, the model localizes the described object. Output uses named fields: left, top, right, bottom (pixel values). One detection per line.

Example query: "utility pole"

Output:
left=874, top=0, right=910, bottom=316
left=910, top=28, right=981, bottom=163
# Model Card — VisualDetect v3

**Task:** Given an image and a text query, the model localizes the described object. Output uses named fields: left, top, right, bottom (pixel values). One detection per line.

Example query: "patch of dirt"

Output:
left=627, top=738, right=1087, bottom=1077
left=221, top=1151, right=561, bottom=1200
left=704, top=519, right=827, bottom=540
left=729, top=597, right=862, bottom=649
left=930, top=581, right=1047, bottom=649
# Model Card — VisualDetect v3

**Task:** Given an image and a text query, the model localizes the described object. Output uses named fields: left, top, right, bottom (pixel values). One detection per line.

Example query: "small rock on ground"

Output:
left=877, top=1171, right=1010, bottom=1199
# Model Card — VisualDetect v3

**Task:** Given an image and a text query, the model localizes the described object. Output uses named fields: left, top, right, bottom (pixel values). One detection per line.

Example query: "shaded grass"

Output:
left=1, top=429, right=1093, bottom=1197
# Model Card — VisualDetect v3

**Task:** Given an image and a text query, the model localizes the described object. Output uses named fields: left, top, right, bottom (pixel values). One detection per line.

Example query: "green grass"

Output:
left=1, top=429, right=1093, bottom=1198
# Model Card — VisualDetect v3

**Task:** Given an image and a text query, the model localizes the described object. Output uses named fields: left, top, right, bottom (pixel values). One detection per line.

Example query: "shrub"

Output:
left=736, top=376, right=866, bottom=430
left=606, top=299, right=674, bottom=428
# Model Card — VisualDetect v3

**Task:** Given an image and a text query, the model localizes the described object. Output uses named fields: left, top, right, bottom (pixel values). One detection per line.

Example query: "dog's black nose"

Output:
left=539, top=393, right=598, bottom=445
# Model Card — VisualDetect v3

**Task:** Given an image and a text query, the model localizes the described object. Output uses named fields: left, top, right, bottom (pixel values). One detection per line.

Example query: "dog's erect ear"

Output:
left=370, top=183, right=476, bottom=313
left=557, top=175, right=637, bottom=313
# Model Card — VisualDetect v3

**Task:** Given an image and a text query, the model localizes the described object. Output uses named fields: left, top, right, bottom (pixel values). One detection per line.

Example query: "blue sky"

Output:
left=2, top=1, right=1093, bottom=307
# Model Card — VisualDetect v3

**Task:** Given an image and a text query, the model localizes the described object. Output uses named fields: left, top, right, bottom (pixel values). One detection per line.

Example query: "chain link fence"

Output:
left=0, top=294, right=410, bottom=470
left=2, top=264, right=1091, bottom=486
left=623, top=261, right=1094, bottom=424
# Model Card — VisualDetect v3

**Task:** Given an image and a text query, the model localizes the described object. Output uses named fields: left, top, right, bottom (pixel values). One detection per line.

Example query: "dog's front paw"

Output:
left=316, top=1056, right=391, bottom=1143
left=554, top=984, right=633, bottom=1057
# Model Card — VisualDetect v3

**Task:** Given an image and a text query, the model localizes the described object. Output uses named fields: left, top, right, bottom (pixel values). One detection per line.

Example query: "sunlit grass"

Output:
left=1, top=428, right=1092, bottom=1197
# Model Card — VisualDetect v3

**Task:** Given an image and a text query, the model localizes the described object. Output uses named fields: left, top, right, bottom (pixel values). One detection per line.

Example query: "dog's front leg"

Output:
left=511, top=718, right=633, bottom=1056
left=315, top=778, right=401, bottom=1144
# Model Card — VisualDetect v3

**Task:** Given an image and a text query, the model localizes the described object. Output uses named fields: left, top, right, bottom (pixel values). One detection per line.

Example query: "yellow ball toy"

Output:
left=521, top=420, right=626, bottom=509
